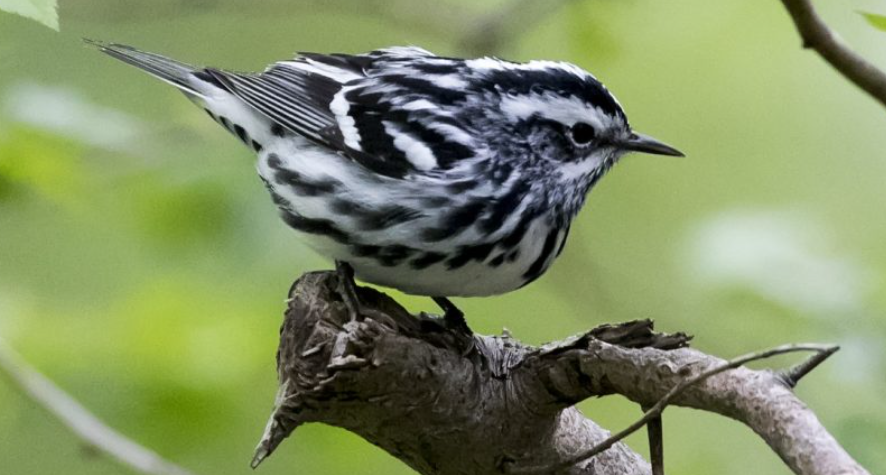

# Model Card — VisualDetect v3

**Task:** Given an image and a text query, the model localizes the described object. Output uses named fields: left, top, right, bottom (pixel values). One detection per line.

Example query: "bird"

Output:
left=89, top=41, right=682, bottom=333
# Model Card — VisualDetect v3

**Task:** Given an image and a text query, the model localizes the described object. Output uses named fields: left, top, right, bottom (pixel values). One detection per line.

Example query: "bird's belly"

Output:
left=292, top=218, right=568, bottom=297
left=255, top=141, right=569, bottom=297
left=353, top=256, right=527, bottom=297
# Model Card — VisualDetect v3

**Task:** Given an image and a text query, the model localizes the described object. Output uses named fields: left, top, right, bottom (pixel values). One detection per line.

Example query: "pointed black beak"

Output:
left=621, top=132, right=684, bottom=157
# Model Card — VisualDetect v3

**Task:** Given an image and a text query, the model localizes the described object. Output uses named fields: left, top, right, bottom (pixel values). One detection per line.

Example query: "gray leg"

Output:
left=432, top=296, right=472, bottom=335
left=335, top=260, right=362, bottom=322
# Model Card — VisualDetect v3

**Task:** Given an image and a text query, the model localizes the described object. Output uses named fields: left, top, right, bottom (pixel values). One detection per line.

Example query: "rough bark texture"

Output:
left=252, top=271, right=868, bottom=475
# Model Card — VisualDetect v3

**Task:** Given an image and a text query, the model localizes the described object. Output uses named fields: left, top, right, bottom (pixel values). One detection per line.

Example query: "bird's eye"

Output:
left=569, top=122, right=596, bottom=145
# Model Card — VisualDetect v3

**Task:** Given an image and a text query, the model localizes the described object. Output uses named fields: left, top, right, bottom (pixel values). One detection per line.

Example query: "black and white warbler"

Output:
left=91, top=42, right=682, bottom=329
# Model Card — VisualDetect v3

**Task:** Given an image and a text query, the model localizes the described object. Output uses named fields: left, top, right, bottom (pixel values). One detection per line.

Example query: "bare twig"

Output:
left=458, top=0, right=577, bottom=56
left=646, top=411, right=664, bottom=475
left=0, top=337, right=195, bottom=475
left=511, top=344, right=839, bottom=473
left=780, top=0, right=886, bottom=109
left=780, top=344, right=840, bottom=387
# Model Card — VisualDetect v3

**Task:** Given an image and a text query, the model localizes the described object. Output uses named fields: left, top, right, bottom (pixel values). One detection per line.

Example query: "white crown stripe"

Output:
left=331, top=88, right=362, bottom=150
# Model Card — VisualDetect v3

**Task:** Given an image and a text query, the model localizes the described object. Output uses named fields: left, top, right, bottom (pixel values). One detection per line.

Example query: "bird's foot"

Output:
left=335, top=260, right=363, bottom=323
left=432, top=297, right=475, bottom=355
left=432, top=297, right=472, bottom=334
left=333, top=261, right=400, bottom=330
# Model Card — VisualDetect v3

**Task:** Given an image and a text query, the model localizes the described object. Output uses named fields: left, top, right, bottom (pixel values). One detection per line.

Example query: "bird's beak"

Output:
left=621, top=132, right=684, bottom=157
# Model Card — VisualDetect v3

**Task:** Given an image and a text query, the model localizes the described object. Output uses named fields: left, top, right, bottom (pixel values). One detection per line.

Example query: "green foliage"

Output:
left=860, top=11, right=886, bottom=32
left=0, top=0, right=57, bottom=30
left=0, top=127, right=85, bottom=204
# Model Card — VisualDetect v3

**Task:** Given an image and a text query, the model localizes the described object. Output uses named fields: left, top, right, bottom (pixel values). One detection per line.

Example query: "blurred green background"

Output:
left=1, top=0, right=885, bottom=474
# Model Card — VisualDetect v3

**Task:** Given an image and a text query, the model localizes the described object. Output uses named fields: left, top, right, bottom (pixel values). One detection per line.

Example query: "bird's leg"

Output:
left=335, top=260, right=363, bottom=322
left=332, top=261, right=401, bottom=330
left=432, top=296, right=472, bottom=335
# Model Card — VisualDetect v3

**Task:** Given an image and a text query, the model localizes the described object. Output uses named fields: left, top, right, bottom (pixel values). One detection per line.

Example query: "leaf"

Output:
left=0, top=0, right=58, bottom=31
left=860, top=11, right=886, bottom=32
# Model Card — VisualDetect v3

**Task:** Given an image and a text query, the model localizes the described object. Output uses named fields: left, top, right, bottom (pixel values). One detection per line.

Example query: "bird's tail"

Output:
left=85, top=39, right=204, bottom=97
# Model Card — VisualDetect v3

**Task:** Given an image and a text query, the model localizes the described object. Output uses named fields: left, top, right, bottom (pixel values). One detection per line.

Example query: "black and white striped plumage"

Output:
left=93, top=42, right=682, bottom=298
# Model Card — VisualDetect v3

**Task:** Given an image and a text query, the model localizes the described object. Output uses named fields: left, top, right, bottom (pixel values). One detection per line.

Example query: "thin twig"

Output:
left=509, top=343, right=838, bottom=474
left=458, top=0, right=577, bottom=55
left=780, top=344, right=840, bottom=388
left=780, top=0, right=886, bottom=109
left=646, top=411, right=664, bottom=475
left=0, top=337, right=195, bottom=475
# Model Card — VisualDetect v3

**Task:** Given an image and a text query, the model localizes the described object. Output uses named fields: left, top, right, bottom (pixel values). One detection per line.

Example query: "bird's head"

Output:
left=465, top=58, right=682, bottom=193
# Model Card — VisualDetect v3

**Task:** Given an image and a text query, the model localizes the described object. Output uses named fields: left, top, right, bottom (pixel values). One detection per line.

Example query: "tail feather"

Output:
left=85, top=39, right=204, bottom=97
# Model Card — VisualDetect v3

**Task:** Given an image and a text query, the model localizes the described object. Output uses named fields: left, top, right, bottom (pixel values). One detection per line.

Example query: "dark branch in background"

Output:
left=67, top=0, right=457, bottom=44
left=250, top=272, right=868, bottom=475
left=70, top=0, right=575, bottom=57
left=0, top=338, right=195, bottom=475
left=780, top=0, right=886, bottom=109
left=457, top=0, right=578, bottom=56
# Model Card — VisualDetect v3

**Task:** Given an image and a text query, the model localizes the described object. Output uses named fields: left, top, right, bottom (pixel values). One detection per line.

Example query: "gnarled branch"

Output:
left=251, top=271, right=867, bottom=475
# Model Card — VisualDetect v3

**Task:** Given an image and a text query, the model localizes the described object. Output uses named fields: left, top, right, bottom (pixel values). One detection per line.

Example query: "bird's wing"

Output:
left=209, top=48, right=477, bottom=179
left=204, top=60, right=350, bottom=149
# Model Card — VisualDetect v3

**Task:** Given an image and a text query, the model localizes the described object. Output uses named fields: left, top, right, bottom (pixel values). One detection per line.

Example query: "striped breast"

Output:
left=340, top=216, right=571, bottom=297
left=253, top=133, right=571, bottom=297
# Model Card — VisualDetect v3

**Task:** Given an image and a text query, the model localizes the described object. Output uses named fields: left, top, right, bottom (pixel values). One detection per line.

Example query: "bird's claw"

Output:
left=335, top=260, right=363, bottom=322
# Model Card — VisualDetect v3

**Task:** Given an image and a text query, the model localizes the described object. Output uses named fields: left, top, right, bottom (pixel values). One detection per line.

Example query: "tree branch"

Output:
left=512, top=343, right=839, bottom=474
left=251, top=271, right=868, bottom=475
left=780, top=0, right=886, bottom=109
left=0, top=337, right=195, bottom=475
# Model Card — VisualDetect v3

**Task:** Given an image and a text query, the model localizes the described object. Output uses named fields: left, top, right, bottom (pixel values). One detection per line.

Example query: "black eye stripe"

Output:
left=569, top=122, right=596, bottom=145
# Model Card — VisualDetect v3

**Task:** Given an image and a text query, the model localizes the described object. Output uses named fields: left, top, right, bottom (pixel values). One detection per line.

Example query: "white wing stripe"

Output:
left=330, top=88, right=361, bottom=150
left=383, top=120, right=438, bottom=170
